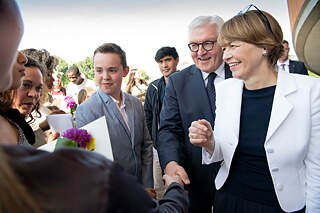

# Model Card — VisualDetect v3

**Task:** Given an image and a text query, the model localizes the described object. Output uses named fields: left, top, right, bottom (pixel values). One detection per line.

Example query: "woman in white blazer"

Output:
left=189, top=5, right=320, bottom=213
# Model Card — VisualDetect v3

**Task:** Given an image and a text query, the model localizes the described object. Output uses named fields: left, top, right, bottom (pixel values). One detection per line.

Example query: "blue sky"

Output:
left=18, top=0, right=292, bottom=80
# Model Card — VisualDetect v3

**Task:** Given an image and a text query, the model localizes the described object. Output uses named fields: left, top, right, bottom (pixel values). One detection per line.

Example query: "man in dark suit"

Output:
left=156, top=15, right=232, bottom=213
left=277, top=40, right=308, bottom=75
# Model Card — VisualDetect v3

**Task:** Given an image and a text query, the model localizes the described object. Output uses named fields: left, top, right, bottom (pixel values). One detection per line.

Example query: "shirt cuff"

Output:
left=202, top=147, right=214, bottom=164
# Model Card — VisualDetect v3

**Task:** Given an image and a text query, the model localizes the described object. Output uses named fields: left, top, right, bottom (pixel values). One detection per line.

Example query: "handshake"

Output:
left=145, top=167, right=186, bottom=199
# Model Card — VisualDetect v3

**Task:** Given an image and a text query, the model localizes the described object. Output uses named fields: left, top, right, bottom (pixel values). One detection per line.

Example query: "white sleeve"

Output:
left=305, top=79, right=320, bottom=212
left=202, top=133, right=223, bottom=164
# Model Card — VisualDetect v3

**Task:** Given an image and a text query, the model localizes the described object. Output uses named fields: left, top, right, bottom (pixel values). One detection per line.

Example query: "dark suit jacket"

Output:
left=157, top=64, right=232, bottom=210
left=289, top=60, right=308, bottom=75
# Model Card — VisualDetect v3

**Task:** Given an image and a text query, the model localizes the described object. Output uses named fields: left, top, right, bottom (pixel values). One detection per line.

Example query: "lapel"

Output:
left=223, top=80, right=244, bottom=145
left=123, top=93, right=135, bottom=143
left=224, top=63, right=233, bottom=79
left=98, top=90, right=132, bottom=140
left=188, top=65, right=214, bottom=124
left=265, top=70, right=296, bottom=142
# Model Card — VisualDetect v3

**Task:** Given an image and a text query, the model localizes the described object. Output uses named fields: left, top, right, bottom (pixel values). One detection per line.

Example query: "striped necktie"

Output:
left=206, top=72, right=217, bottom=127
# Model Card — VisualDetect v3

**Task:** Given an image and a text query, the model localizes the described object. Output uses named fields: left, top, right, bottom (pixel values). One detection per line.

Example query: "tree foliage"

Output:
left=139, top=69, right=150, bottom=82
left=74, top=57, right=94, bottom=80
left=55, top=56, right=69, bottom=87
left=55, top=56, right=94, bottom=87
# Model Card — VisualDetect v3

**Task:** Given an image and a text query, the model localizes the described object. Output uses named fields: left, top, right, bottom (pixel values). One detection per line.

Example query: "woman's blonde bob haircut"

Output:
left=218, top=10, right=284, bottom=66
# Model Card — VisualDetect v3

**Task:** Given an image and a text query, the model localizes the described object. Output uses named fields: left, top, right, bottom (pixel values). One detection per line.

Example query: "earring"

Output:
left=262, top=48, right=267, bottom=56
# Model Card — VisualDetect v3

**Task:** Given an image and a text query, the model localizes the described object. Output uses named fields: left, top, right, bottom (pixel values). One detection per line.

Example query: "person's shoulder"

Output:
left=169, top=64, right=195, bottom=81
left=289, top=74, right=320, bottom=102
left=150, top=78, right=160, bottom=85
left=290, top=59, right=307, bottom=69
left=1, top=145, right=45, bottom=159
left=66, top=82, right=74, bottom=89
left=290, top=59, right=304, bottom=64
left=55, top=148, right=112, bottom=168
left=217, top=77, right=242, bottom=88
left=177, top=64, right=195, bottom=75
left=124, top=92, right=144, bottom=109
left=149, top=78, right=162, bottom=88
left=215, top=78, right=243, bottom=95
left=2, top=145, right=106, bottom=163
left=291, top=72, right=320, bottom=85
left=86, top=78, right=95, bottom=83
left=124, top=92, right=141, bottom=102
left=84, top=78, right=96, bottom=86
left=3, top=145, right=114, bottom=177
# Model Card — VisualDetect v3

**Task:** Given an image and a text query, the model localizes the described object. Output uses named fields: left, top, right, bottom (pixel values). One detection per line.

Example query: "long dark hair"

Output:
left=0, top=90, right=13, bottom=115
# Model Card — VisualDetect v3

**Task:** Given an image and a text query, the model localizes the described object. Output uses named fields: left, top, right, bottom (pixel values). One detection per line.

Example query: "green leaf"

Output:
left=55, top=137, right=79, bottom=149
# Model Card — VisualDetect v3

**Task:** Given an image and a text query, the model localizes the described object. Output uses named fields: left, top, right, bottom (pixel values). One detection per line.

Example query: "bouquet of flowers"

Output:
left=64, top=96, right=77, bottom=116
left=55, top=128, right=95, bottom=151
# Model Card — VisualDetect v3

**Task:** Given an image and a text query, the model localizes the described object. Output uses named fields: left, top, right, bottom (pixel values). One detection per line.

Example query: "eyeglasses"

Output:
left=238, top=4, right=274, bottom=39
left=188, top=41, right=216, bottom=52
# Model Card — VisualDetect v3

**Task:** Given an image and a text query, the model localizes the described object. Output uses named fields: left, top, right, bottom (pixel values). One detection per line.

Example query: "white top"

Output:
left=66, top=79, right=97, bottom=103
left=110, top=92, right=130, bottom=131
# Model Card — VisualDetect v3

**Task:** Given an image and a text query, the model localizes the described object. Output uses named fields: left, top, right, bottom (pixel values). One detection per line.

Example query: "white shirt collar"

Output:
left=277, top=59, right=289, bottom=66
left=110, top=91, right=130, bottom=130
left=201, top=63, right=225, bottom=80
left=201, top=63, right=225, bottom=86
left=110, top=91, right=126, bottom=109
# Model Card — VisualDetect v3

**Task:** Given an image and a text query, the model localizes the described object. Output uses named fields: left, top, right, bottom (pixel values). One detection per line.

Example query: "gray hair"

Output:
left=188, top=15, right=225, bottom=36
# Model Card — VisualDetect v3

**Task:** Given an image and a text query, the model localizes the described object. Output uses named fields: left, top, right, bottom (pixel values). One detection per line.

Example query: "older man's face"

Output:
left=188, top=23, right=223, bottom=73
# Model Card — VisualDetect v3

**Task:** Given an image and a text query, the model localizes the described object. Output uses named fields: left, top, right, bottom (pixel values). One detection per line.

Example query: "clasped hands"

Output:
left=145, top=161, right=188, bottom=199
left=162, top=119, right=214, bottom=187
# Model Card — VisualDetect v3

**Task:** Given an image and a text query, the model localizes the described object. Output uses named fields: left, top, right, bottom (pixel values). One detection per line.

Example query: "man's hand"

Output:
left=145, top=187, right=157, bottom=199
left=189, top=119, right=214, bottom=154
left=165, top=161, right=190, bottom=185
left=162, top=174, right=184, bottom=187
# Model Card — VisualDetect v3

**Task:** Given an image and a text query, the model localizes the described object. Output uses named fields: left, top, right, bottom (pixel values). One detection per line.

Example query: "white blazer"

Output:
left=202, top=70, right=320, bottom=212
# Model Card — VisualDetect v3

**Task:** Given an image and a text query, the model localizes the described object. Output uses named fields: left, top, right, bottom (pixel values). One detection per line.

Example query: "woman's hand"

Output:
left=189, top=119, right=214, bottom=154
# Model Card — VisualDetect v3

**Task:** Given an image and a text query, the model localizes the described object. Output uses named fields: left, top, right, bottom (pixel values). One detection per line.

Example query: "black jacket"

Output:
left=144, top=76, right=166, bottom=148
left=2, top=146, right=189, bottom=213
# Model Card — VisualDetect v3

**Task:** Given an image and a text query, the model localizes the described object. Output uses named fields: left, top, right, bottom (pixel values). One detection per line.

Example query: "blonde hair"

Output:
left=218, top=10, right=284, bottom=66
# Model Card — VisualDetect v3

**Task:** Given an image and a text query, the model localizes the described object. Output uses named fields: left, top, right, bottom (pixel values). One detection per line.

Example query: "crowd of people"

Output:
left=0, top=0, right=319, bottom=212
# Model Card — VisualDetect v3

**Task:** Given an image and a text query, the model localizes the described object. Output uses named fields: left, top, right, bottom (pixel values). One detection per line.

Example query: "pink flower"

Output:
left=62, top=128, right=91, bottom=148
left=64, top=96, right=76, bottom=109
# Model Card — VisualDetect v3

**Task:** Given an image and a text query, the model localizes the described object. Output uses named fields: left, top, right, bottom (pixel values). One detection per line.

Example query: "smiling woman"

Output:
left=189, top=7, right=320, bottom=213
